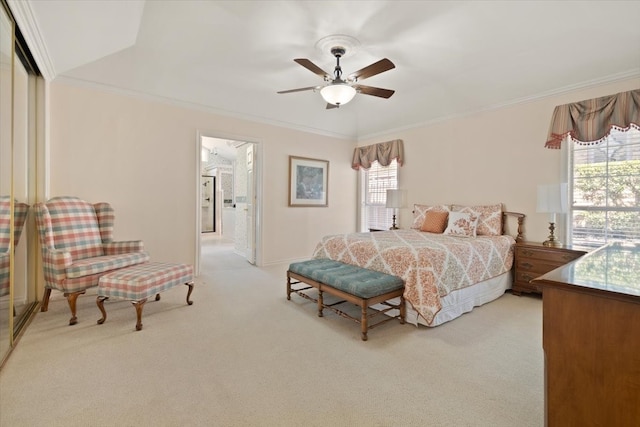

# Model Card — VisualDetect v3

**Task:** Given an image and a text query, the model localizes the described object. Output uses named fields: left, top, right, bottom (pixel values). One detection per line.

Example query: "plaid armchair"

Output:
left=35, top=196, right=150, bottom=325
left=0, top=197, right=30, bottom=298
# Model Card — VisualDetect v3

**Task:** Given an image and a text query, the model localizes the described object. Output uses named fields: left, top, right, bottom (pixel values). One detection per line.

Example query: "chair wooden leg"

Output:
left=185, top=282, right=194, bottom=305
left=132, top=299, right=147, bottom=331
left=96, top=296, right=108, bottom=325
left=41, top=288, right=52, bottom=312
left=64, top=291, right=86, bottom=325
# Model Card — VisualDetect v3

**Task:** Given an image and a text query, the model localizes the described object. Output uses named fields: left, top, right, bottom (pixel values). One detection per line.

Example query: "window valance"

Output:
left=545, top=89, right=640, bottom=149
left=352, top=139, right=404, bottom=170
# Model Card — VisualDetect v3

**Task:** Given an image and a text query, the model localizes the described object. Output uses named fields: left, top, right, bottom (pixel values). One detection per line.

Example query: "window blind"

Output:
left=569, top=127, right=640, bottom=248
left=360, top=160, right=398, bottom=231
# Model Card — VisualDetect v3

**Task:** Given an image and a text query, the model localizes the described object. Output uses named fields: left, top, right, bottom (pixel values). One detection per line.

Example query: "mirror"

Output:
left=0, top=1, right=39, bottom=367
left=0, top=2, right=13, bottom=363
left=11, top=32, right=33, bottom=330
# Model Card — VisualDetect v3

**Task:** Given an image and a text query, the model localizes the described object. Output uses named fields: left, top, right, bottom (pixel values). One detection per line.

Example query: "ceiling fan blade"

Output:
left=348, top=58, right=395, bottom=81
left=277, top=86, right=319, bottom=94
left=325, top=103, right=339, bottom=110
left=294, top=59, right=331, bottom=79
left=353, top=84, right=395, bottom=99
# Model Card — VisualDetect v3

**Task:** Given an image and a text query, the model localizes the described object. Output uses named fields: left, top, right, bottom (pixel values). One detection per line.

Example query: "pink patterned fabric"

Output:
left=98, top=262, right=193, bottom=301
left=452, top=204, right=503, bottom=236
left=443, top=211, right=479, bottom=237
left=35, top=197, right=150, bottom=294
left=0, top=198, right=29, bottom=297
left=313, top=229, right=515, bottom=325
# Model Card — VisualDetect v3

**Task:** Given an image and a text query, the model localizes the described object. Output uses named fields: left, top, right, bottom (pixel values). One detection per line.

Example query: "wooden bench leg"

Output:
left=317, top=289, right=324, bottom=317
left=96, top=296, right=109, bottom=325
left=361, top=304, right=368, bottom=341
left=132, top=299, right=148, bottom=331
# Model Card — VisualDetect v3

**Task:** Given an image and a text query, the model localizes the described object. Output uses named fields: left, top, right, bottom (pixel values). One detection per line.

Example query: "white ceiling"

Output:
left=14, top=0, right=640, bottom=141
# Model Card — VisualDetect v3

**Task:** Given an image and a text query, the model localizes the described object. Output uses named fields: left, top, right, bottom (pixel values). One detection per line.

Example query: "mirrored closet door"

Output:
left=0, top=1, right=13, bottom=363
left=1, top=0, right=41, bottom=367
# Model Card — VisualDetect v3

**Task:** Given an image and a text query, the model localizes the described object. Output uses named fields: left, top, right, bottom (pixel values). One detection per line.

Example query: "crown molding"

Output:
left=54, top=75, right=357, bottom=141
left=358, top=69, right=640, bottom=142
left=7, top=0, right=56, bottom=80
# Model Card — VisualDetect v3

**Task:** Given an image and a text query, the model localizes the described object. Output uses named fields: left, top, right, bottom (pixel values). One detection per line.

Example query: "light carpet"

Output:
left=0, top=237, right=544, bottom=426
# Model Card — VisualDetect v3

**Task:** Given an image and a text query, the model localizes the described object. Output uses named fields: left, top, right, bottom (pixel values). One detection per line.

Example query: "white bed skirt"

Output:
left=377, top=271, right=513, bottom=327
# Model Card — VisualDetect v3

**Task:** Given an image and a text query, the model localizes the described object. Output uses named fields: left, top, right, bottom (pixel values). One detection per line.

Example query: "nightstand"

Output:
left=513, top=242, right=587, bottom=295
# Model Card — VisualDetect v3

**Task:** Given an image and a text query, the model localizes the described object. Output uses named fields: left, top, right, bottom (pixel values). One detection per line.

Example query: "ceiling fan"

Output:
left=278, top=46, right=395, bottom=109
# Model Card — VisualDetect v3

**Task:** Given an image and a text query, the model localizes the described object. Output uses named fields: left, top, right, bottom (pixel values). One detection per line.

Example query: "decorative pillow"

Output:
left=420, top=210, right=449, bottom=233
left=443, top=211, right=479, bottom=237
left=451, top=203, right=503, bottom=236
left=411, top=204, right=450, bottom=229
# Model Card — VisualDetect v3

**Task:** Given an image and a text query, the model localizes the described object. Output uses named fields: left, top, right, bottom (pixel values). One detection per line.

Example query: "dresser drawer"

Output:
left=516, top=259, right=565, bottom=275
left=516, top=270, right=545, bottom=284
left=516, top=247, right=583, bottom=263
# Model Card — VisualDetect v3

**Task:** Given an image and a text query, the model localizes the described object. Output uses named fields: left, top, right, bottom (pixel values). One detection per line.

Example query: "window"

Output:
left=569, top=127, right=640, bottom=248
left=360, top=159, right=398, bottom=231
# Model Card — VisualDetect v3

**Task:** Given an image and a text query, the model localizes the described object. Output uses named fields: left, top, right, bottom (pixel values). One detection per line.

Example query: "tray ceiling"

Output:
left=11, top=0, right=640, bottom=140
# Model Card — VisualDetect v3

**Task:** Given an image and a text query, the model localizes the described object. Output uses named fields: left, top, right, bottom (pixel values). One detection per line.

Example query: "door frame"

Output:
left=194, top=131, right=262, bottom=275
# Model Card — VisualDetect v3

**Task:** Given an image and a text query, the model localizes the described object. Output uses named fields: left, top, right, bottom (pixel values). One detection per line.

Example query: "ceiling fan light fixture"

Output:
left=320, top=83, right=356, bottom=106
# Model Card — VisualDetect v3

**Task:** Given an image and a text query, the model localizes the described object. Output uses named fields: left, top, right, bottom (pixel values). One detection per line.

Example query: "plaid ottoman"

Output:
left=96, top=262, right=194, bottom=331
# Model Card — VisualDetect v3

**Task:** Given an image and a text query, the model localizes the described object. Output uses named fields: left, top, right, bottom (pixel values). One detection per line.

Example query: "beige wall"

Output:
left=49, top=78, right=639, bottom=268
left=49, top=82, right=356, bottom=267
left=359, top=77, right=640, bottom=243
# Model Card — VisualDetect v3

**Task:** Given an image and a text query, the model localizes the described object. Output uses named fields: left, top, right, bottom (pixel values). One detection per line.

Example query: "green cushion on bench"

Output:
left=288, top=259, right=404, bottom=299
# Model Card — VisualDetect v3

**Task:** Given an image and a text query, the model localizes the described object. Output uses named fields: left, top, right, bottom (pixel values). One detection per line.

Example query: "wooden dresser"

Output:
left=532, top=243, right=640, bottom=426
left=513, top=242, right=587, bottom=295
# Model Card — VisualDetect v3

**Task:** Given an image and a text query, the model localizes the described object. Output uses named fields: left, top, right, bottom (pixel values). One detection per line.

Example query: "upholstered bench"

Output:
left=287, top=259, right=405, bottom=341
left=96, top=262, right=194, bottom=331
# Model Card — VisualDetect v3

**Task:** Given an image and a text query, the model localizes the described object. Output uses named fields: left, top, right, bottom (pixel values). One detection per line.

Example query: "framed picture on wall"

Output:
left=289, top=156, right=329, bottom=207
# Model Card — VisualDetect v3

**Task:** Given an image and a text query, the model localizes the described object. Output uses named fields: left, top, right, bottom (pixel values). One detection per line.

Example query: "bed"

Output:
left=311, top=204, right=525, bottom=327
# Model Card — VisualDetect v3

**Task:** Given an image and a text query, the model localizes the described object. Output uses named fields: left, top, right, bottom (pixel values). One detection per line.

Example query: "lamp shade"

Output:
left=537, top=183, right=568, bottom=222
left=320, top=83, right=356, bottom=106
left=385, top=189, right=407, bottom=209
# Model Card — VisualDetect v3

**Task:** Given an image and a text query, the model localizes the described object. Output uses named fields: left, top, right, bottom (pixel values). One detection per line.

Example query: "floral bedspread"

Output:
left=312, top=229, right=515, bottom=325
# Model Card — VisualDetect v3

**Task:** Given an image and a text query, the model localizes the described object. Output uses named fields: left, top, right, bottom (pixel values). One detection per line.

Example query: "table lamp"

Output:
left=537, top=183, right=568, bottom=247
left=386, top=189, right=407, bottom=230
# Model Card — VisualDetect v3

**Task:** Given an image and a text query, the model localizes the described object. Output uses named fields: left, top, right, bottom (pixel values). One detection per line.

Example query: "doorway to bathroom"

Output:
left=197, top=134, right=260, bottom=273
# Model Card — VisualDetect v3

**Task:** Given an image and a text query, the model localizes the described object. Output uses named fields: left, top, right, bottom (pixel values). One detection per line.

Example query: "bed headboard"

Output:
left=502, top=211, right=525, bottom=242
